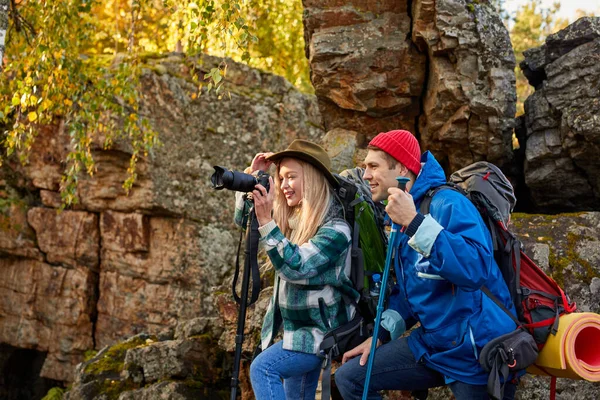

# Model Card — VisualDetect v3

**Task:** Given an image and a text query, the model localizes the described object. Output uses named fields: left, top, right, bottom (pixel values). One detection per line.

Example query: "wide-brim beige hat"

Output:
left=266, top=139, right=338, bottom=187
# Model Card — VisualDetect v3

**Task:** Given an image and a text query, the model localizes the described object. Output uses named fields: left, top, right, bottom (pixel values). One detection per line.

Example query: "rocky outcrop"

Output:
left=413, top=0, right=516, bottom=171
left=0, top=258, right=96, bottom=382
left=0, top=201, right=98, bottom=381
left=25, top=55, right=323, bottom=221
left=303, top=0, right=425, bottom=134
left=0, top=53, right=323, bottom=382
left=510, top=212, right=600, bottom=399
left=64, top=325, right=231, bottom=400
left=518, top=17, right=600, bottom=212
left=511, top=212, right=600, bottom=314
left=303, top=0, right=516, bottom=172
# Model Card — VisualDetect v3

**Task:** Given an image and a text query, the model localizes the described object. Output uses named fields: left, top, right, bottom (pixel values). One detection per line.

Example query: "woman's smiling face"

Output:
left=278, top=158, right=304, bottom=207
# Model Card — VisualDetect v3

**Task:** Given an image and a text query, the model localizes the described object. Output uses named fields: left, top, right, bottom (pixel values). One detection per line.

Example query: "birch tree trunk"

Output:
left=0, top=0, right=8, bottom=73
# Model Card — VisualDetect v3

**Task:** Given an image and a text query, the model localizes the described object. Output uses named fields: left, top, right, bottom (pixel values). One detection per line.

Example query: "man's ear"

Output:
left=396, top=163, right=408, bottom=176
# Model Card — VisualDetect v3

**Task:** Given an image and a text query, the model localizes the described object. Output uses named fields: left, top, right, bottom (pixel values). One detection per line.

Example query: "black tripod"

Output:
left=230, top=200, right=262, bottom=400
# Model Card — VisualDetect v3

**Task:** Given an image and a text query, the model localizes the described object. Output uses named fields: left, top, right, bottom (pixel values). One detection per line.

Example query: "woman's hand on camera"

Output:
left=245, top=152, right=274, bottom=175
left=253, top=176, right=275, bottom=226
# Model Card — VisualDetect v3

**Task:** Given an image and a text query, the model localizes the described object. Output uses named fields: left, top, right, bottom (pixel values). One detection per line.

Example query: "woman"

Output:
left=234, top=139, right=357, bottom=400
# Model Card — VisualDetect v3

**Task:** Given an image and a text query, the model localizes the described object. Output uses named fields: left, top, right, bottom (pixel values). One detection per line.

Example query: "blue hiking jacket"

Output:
left=386, top=151, right=517, bottom=385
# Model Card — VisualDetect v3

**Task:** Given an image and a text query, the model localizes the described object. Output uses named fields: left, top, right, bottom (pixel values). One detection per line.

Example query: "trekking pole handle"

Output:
left=396, top=176, right=410, bottom=191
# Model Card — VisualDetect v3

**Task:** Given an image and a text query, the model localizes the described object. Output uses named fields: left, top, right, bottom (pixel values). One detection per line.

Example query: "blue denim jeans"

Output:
left=250, top=341, right=323, bottom=400
left=334, top=337, right=517, bottom=400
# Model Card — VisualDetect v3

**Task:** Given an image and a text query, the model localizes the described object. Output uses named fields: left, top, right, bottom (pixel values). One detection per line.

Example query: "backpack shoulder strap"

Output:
left=481, top=286, right=521, bottom=327
left=320, top=354, right=333, bottom=400
left=419, top=183, right=464, bottom=215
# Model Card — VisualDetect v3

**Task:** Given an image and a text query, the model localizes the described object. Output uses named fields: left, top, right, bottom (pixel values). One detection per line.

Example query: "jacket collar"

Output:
left=410, top=151, right=447, bottom=208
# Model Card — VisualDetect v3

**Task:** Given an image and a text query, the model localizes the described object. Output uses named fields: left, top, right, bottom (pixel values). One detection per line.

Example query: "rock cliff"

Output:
left=518, top=17, right=600, bottom=212
left=303, top=0, right=516, bottom=172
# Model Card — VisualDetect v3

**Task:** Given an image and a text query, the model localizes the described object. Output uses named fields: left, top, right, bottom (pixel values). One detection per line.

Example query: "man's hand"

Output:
left=253, top=177, right=275, bottom=226
left=341, top=337, right=380, bottom=366
left=386, top=187, right=417, bottom=227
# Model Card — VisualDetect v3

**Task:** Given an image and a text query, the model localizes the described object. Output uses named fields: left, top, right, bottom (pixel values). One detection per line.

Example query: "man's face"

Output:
left=363, top=150, right=405, bottom=202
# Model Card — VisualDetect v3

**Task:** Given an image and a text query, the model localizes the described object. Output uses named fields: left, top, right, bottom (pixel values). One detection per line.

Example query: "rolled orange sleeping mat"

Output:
left=527, top=312, right=600, bottom=381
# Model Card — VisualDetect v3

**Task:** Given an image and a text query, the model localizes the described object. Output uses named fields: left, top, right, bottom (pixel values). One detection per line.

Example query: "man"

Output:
left=335, top=130, right=518, bottom=399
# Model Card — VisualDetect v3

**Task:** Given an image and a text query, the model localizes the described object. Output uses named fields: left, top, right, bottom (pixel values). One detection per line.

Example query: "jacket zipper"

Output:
left=469, top=325, right=478, bottom=359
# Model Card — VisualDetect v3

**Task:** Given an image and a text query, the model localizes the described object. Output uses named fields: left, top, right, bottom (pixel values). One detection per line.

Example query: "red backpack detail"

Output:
left=420, top=161, right=577, bottom=348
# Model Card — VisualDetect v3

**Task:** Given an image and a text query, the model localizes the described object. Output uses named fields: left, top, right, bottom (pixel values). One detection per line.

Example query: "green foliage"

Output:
left=244, top=0, right=311, bottom=92
left=171, top=0, right=310, bottom=94
left=41, top=387, right=65, bottom=400
left=2, top=0, right=309, bottom=206
left=2, top=0, right=159, bottom=207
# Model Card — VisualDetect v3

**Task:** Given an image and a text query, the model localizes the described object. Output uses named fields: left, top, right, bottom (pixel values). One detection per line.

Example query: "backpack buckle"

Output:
left=519, top=287, right=531, bottom=296
left=332, top=343, right=340, bottom=358
left=507, top=348, right=516, bottom=368
left=339, top=187, right=348, bottom=199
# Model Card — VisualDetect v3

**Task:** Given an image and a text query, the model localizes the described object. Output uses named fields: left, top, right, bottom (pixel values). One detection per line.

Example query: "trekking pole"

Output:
left=231, top=205, right=261, bottom=400
left=362, top=177, right=410, bottom=400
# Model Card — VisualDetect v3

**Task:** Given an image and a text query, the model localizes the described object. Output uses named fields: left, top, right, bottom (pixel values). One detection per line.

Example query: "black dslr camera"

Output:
left=211, top=166, right=270, bottom=193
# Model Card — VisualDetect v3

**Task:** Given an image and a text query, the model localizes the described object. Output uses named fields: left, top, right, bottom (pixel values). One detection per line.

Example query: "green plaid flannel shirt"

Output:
left=234, top=192, right=357, bottom=354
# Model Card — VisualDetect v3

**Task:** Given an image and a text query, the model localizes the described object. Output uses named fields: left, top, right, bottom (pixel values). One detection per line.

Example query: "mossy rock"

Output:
left=82, top=334, right=155, bottom=381
left=511, top=212, right=600, bottom=287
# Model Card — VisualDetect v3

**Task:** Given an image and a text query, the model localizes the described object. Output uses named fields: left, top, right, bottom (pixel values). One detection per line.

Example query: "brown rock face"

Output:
left=519, top=18, right=600, bottom=212
left=415, top=0, right=516, bottom=171
left=28, top=208, right=100, bottom=269
left=304, top=0, right=426, bottom=136
left=96, top=215, right=221, bottom=348
left=0, top=200, right=43, bottom=261
left=0, top=258, right=95, bottom=381
left=303, top=0, right=425, bottom=137
left=0, top=205, right=99, bottom=381
left=304, top=0, right=516, bottom=171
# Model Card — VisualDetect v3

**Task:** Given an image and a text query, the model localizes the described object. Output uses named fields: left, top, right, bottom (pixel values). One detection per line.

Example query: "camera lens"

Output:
left=211, top=166, right=231, bottom=190
left=211, top=166, right=261, bottom=193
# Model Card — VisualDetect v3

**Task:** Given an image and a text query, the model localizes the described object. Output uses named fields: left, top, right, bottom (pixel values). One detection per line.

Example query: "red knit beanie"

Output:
left=369, top=130, right=422, bottom=175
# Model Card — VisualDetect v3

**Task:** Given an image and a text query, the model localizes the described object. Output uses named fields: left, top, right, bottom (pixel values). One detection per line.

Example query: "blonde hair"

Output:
left=273, top=158, right=332, bottom=245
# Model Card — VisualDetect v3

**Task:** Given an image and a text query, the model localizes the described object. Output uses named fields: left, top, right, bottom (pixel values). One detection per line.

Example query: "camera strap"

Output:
left=232, top=208, right=262, bottom=306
